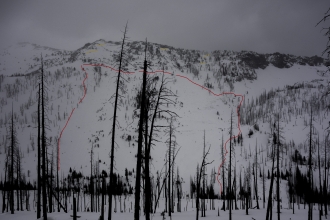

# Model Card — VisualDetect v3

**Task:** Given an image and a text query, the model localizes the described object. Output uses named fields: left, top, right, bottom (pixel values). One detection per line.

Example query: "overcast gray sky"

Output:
left=0, top=0, right=329, bottom=57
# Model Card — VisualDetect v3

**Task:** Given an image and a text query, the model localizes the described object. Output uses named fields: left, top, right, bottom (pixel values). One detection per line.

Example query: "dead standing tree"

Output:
left=196, top=138, right=213, bottom=220
left=40, top=55, right=48, bottom=220
left=132, top=41, right=177, bottom=219
left=316, top=8, right=330, bottom=74
left=266, top=121, right=277, bottom=220
left=109, top=22, right=129, bottom=220
left=307, top=103, right=317, bottom=220
left=228, top=111, right=233, bottom=220
left=266, top=113, right=284, bottom=220
left=134, top=39, right=148, bottom=220
left=145, top=70, right=178, bottom=219
left=5, top=104, right=19, bottom=214
left=37, top=83, right=41, bottom=218
left=253, top=139, right=260, bottom=210
left=164, top=117, right=178, bottom=218
left=153, top=147, right=181, bottom=213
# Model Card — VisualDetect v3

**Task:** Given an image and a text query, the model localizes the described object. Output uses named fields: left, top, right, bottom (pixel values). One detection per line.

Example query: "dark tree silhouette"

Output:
left=7, top=104, right=19, bottom=214
left=254, top=139, right=259, bottom=209
left=144, top=67, right=178, bottom=219
left=266, top=121, right=277, bottom=220
left=37, top=83, right=41, bottom=217
left=228, top=112, right=233, bottom=220
left=307, top=105, right=314, bottom=220
left=109, top=22, right=129, bottom=220
left=41, top=55, right=48, bottom=220
left=317, top=8, right=330, bottom=101
left=195, top=132, right=213, bottom=220
left=134, top=39, right=148, bottom=220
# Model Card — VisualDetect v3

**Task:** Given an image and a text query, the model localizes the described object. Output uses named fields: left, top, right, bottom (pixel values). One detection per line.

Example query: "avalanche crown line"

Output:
left=57, top=63, right=244, bottom=195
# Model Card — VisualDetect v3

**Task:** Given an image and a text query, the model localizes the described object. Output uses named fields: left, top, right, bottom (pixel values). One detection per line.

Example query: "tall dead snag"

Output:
left=221, top=134, right=226, bottom=211
left=240, top=163, right=251, bottom=215
left=233, top=162, right=238, bottom=210
left=109, top=22, right=128, bottom=220
left=308, top=105, right=313, bottom=220
left=41, top=55, right=48, bottom=220
left=133, top=49, right=177, bottom=218
left=273, top=113, right=285, bottom=220
left=317, top=135, right=323, bottom=216
left=266, top=116, right=280, bottom=220
left=37, top=83, right=41, bottom=218
left=153, top=147, right=181, bottom=213
left=165, top=117, right=178, bottom=217
left=134, top=39, right=148, bottom=220
left=143, top=75, right=153, bottom=220
left=176, top=167, right=182, bottom=212
left=2, top=158, right=8, bottom=213
left=254, top=139, right=259, bottom=209
left=323, top=134, right=328, bottom=216
left=145, top=68, right=177, bottom=218
left=228, top=112, right=233, bottom=220
left=196, top=136, right=213, bottom=220
left=7, top=104, right=19, bottom=214
left=90, top=144, right=94, bottom=212
left=56, top=137, right=60, bottom=212
left=201, top=133, right=206, bottom=217
left=168, top=122, right=172, bottom=217
left=276, top=114, right=280, bottom=220
left=262, top=166, right=265, bottom=209
left=10, top=106, right=14, bottom=214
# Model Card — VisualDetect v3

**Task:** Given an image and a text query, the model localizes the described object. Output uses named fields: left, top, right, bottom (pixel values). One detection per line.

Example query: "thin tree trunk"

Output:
left=266, top=142, right=276, bottom=220
left=276, top=114, right=280, bottom=220
left=101, top=177, right=105, bottom=220
left=134, top=39, right=148, bottom=220
left=41, top=55, right=48, bottom=220
left=90, top=145, right=93, bottom=212
left=2, top=161, right=8, bottom=213
left=10, top=105, right=14, bottom=214
left=229, top=112, right=232, bottom=220
left=168, top=119, right=172, bottom=217
left=109, top=23, right=128, bottom=220
left=144, top=91, right=151, bottom=220
left=19, top=156, right=23, bottom=211
left=16, top=153, right=19, bottom=211
left=165, top=177, right=167, bottom=213
left=263, top=166, right=265, bottom=209
left=37, top=83, right=41, bottom=218
left=308, top=106, right=313, bottom=220
left=221, top=135, right=225, bottom=211
left=317, top=135, right=323, bottom=216
left=255, top=139, right=259, bottom=209
left=324, top=135, right=328, bottom=216
left=56, top=138, right=60, bottom=212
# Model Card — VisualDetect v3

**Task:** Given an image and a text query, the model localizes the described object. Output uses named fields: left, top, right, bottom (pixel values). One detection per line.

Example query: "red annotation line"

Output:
left=57, top=69, right=87, bottom=170
left=57, top=63, right=244, bottom=196
left=57, top=108, right=75, bottom=170
left=175, top=74, right=244, bottom=194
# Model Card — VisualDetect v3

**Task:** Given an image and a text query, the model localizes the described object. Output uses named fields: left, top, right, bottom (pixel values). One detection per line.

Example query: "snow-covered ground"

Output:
left=0, top=195, right=325, bottom=220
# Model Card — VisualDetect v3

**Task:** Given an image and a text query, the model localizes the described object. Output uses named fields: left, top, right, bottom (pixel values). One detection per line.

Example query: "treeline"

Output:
left=287, top=166, right=330, bottom=211
left=240, top=80, right=329, bottom=126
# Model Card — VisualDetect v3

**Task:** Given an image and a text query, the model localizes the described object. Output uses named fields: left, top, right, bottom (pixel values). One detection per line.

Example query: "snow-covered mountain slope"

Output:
left=0, top=42, right=71, bottom=77
left=0, top=40, right=328, bottom=204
